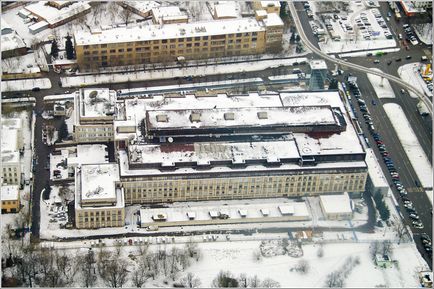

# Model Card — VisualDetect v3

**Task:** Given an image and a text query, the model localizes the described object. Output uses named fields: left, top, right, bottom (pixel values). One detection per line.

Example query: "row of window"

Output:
left=2, top=200, right=17, bottom=205
left=81, top=32, right=260, bottom=49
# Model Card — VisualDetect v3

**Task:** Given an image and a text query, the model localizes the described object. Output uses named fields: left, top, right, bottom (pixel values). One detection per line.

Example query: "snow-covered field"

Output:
left=60, top=58, right=308, bottom=88
left=367, top=68, right=395, bottom=98
left=383, top=103, right=433, bottom=200
left=398, top=63, right=433, bottom=98
left=184, top=241, right=426, bottom=288
left=1, top=78, right=51, bottom=92
left=34, top=237, right=428, bottom=288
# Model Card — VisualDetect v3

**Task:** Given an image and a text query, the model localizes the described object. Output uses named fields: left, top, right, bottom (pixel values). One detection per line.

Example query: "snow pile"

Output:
left=383, top=103, right=433, bottom=201
left=1, top=78, right=51, bottom=92
left=413, top=23, right=432, bottom=45
left=367, top=68, right=395, bottom=98
left=259, top=240, right=286, bottom=257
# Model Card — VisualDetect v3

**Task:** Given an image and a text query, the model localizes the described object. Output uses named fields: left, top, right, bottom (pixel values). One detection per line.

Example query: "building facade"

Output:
left=74, top=16, right=283, bottom=70
left=121, top=170, right=367, bottom=205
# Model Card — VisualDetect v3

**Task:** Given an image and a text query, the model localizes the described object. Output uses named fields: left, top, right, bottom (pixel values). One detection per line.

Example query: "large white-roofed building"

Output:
left=1, top=118, right=23, bottom=185
left=111, top=90, right=368, bottom=204
left=1, top=185, right=20, bottom=213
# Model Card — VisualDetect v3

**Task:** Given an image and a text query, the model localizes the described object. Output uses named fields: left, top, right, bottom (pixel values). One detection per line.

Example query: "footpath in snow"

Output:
left=383, top=103, right=433, bottom=201
left=1, top=78, right=52, bottom=92
left=60, top=57, right=308, bottom=88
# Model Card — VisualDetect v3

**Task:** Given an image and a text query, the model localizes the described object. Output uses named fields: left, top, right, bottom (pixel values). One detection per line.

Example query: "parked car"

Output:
left=412, top=221, right=424, bottom=229
left=32, top=87, right=40, bottom=92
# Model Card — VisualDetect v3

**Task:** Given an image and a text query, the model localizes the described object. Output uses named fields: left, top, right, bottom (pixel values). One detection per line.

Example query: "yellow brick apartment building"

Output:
left=74, top=15, right=283, bottom=70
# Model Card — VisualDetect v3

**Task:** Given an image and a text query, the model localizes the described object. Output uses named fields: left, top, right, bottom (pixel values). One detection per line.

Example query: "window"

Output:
left=203, top=36, right=208, bottom=40
left=127, top=48, right=132, bottom=52
left=84, top=45, right=89, bottom=49
left=110, top=49, right=116, bottom=53
left=101, top=44, right=107, bottom=48
left=118, top=49, right=124, bottom=52
left=162, top=39, right=168, bottom=43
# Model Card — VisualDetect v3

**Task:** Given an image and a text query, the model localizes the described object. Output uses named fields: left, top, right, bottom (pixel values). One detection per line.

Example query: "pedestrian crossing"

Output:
left=406, top=187, right=425, bottom=193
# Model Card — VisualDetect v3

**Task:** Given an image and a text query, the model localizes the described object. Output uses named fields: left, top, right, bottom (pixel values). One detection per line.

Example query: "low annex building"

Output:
left=1, top=185, right=20, bottom=213
left=74, top=163, right=124, bottom=229
left=319, top=192, right=353, bottom=220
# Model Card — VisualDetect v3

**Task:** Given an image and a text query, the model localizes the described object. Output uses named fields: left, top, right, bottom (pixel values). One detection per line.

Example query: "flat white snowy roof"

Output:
left=365, top=148, right=389, bottom=188
left=1, top=185, right=19, bottom=201
left=79, top=88, right=116, bottom=119
left=1, top=32, right=26, bottom=52
left=146, top=106, right=339, bottom=131
left=152, top=6, right=187, bottom=23
left=128, top=138, right=300, bottom=165
left=263, top=13, right=284, bottom=27
left=320, top=193, right=352, bottom=214
left=123, top=1, right=160, bottom=13
left=24, top=1, right=91, bottom=25
left=1, top=129, right=18, bottom=153
left=75, top=17, right=264, bottom=46
left=79, top=163, right=119, bottom=203
left=214, top=4, right=238, bottom=18
left=309, top=59, right=328, bottom=70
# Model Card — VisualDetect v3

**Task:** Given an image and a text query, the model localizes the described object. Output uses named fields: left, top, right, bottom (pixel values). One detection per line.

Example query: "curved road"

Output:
left=288, top=2, right=432, bottom=116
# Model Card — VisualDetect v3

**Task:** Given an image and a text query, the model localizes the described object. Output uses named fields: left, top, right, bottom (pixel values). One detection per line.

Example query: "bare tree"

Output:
left=180, top=272, right=202, bottom=288
left=394, top=222, right=407, bottom=244
left=382, top=240, right=392, bottom=256
left=253, top=249, right=262, bottom=262
left=325, top=271, right=344, bottom=288
left=248, top=275, right=261, bottom=288
left=99, top=254, right=129, bottom=288
left=80, top=249, right=96, bottom=288
left=56, top=251, right=79, bottom=286
left=261, top=278, right=281, bottom=288
left=317, top=246, right=324, bottom=258
left=294, top=259, right=310, bottom=274
left=131, top=263, right=150, bottom=288
left=370, top=240, right=381, bottom=260
left=238, top=273, right=248, bottom=288
left=120, top=7, right=133, bottom=26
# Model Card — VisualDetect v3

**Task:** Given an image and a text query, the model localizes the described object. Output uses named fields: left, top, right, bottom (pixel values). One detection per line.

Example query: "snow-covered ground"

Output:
left=367, top=68, right=395, bottom=98
left=1, top=78, right=51, bottom=92
left=398, top=63, right=433, bottom=98
left=383, top=103, right=433, bottom=200
left=60, top=58, right=308, bottom=88
left=2, top=53, right=41, bottom=75
left=35, top=237, right=428, bottom=288
left=413, top=23, right=433, bottom=45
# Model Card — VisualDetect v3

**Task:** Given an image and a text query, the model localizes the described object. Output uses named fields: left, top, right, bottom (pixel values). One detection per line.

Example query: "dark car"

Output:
left=415, top=180, right=420, bottom=187
left=395, top=58, right=402, bottom=62
left=32, top=87, right=40, bottom=92
left=405, top=55, right=412, bottom=60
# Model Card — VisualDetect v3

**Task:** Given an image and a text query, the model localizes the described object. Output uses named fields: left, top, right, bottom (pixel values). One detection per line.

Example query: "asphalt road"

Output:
left=292, top=2, right=432, bottom=267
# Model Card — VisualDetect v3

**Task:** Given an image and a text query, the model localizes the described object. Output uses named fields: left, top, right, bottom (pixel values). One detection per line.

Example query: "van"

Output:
left=292, top=68, right=302, bottom=74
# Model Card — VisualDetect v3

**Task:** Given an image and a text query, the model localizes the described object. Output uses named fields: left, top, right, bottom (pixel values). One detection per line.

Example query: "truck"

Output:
left=395, top=11, right=401, bottom=21
left=417, top=101, right=429, bottom=116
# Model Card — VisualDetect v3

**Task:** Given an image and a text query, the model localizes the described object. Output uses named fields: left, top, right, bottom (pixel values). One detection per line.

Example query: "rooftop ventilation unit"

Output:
left=189, top=113, right=201, bottom=122
left=156, top=114, right=168, bottom=122
left=224, top=112, right=235, bottom=120
left=257, top=111, right=268, bottom=119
